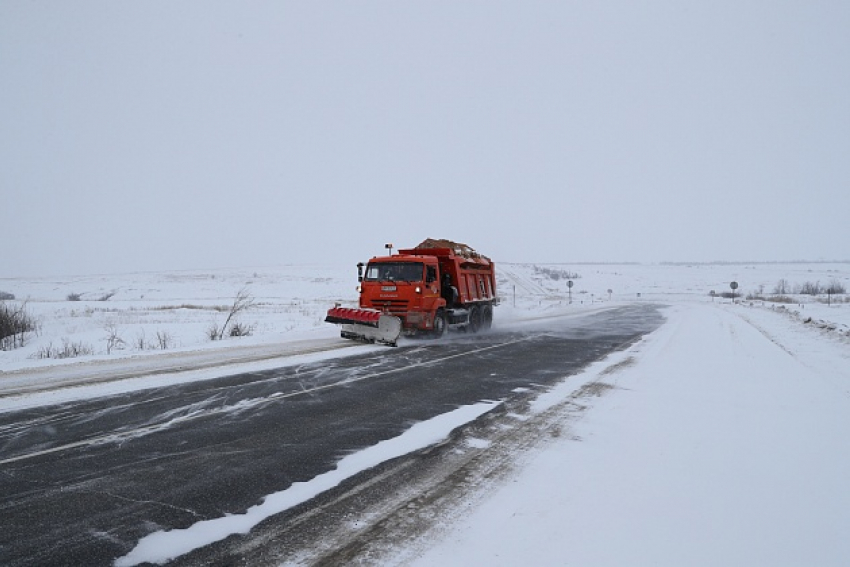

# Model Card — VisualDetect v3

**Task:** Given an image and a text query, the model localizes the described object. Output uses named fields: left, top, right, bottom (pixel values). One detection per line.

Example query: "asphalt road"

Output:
left=0, top=304, right=663, bottom=566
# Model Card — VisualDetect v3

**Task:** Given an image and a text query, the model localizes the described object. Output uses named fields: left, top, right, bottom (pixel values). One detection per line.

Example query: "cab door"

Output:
left=422, top=263, right=445, bottom=313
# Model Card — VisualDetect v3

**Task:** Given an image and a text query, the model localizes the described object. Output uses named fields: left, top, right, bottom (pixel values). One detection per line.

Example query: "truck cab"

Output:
left=359, top=255, right=446, bottom=334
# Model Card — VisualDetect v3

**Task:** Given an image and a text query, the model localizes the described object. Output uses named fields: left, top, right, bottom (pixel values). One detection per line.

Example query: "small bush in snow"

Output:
left=33, top=339, right=94, bottom=359
left=796, top=281, right=822, bottom=295
left=129, top=330, right=173, bottom=351
left=229, top=322, right=254, bottom=337
left=103, top=323, right=125, bottom=354
left=773, top=279, right=790, bottom=295
left=790, top=280, right=847, bottom=296
left=1, top=301, right=37, bottom=350
left=67, top=292, right=82, bottom=301
left=210, top=287, right=255, bottom=340
left=826, top=279, right=846, bottom=294
left=0, top=291, right=14, bottom=300
left=206, top=323, right=220, bottom=342
left=155, top=331, right=173, bottom=350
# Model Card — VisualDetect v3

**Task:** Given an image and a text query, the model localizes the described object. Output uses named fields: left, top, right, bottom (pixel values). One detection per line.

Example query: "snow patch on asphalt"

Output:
left=114, top=400, right=500, bottom=566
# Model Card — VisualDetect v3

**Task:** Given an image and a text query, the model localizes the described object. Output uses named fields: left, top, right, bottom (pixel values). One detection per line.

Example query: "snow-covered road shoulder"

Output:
left=397, top=303, right=850, bottom=566
left=0, top=338, right=379, bottom=412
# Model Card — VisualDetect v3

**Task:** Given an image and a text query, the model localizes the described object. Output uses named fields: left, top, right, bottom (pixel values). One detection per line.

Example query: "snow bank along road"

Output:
left=389, top=302, right=850, bottom=567
left=0, top=305, right=662, bottom=566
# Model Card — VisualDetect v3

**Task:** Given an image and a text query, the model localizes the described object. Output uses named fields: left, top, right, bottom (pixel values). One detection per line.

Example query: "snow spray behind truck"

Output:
left=325, top=239, right=499, bottom=346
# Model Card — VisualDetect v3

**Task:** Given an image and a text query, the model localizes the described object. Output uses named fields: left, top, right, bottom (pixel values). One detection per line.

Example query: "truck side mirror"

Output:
left=357, top=262, right=364, bottom=282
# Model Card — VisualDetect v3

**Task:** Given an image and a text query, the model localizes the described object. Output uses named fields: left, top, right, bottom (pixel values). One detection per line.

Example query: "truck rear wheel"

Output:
left=468, top=306, right=481, bottom=333
left=482, top=305, right=493, bottom=329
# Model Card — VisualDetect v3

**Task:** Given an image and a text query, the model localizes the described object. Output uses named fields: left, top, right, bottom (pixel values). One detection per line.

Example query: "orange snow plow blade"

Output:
left=325, top=307, right=402, bottom=346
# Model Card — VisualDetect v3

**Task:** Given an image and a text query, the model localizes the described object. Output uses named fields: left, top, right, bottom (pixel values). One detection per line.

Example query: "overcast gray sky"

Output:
left=2, top=2, right=848, bottom=277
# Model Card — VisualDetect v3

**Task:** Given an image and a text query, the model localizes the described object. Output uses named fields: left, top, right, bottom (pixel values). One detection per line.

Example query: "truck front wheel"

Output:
left=433, top=311, right=448, bottom=338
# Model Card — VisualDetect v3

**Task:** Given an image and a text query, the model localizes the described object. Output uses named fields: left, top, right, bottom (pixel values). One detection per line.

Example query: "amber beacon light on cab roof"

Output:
left=325, top=239, right=499, bottom=346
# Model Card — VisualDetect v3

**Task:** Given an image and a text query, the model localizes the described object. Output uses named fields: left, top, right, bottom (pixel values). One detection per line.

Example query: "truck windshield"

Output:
left=365, top=262, right=424, bottom=282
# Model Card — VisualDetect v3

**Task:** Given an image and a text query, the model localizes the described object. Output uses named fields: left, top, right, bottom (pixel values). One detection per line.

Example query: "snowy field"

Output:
left=2, top=261, right=850, bottom=565
left=2, top=261, right=848, bottom=375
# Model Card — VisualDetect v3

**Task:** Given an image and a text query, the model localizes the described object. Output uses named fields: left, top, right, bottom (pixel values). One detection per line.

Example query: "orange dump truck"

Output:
left=325, top=239, right=498, bottom=345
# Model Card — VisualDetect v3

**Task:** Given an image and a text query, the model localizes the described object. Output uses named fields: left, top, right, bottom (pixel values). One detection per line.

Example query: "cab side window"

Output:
left=426, top=266, right=437, bottom=283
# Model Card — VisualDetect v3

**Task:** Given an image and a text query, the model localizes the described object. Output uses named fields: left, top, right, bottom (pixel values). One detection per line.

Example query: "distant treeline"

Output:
left=662, top=260, right=850, bottom=266
left=528, top=262, right=641, bottom=266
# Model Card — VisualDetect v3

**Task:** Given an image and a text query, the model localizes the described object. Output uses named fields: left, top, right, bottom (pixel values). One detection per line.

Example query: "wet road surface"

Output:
left=0, top=304, right=663, bottom=566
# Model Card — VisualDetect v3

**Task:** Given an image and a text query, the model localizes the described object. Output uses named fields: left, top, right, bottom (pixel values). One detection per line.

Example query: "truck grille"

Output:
left=366, top=299, right=409, bottom=314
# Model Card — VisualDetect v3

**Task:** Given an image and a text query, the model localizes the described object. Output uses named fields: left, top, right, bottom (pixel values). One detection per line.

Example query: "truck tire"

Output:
left=482, top=305, right=493, bottom=329
left=468, top=306, right=481, bottom=333
left=433, top=310, right=448, bottom=338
